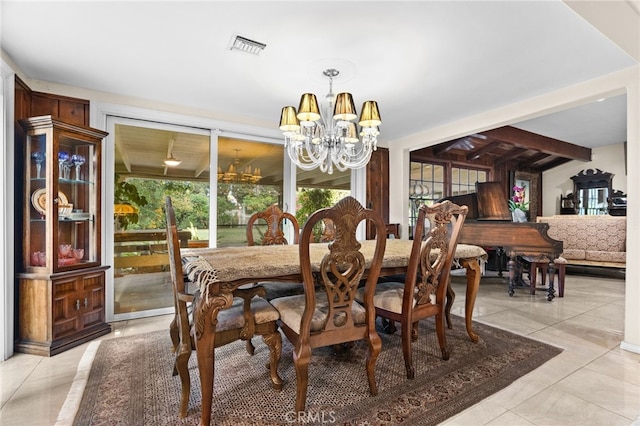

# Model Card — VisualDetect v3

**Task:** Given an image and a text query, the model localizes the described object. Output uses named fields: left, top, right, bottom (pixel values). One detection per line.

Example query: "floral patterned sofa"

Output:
left=535, top=215, right=626, bottom=268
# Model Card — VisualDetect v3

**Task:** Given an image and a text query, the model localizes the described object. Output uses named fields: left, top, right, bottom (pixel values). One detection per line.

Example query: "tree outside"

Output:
left=114, top=177, right=348, bottom=245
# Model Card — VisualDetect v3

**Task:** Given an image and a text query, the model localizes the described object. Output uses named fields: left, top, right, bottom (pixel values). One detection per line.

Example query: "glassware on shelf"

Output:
left=31, top=152, right=45, bottom=179
left=73, top=248, right=84, bottom=260
left=71, top=154, right=85, bottom=181
left=58, top=244, right=72, bottom=258
left=31, top=251, right=46, bottom=266
left=58, top=151, right=70, bottom=179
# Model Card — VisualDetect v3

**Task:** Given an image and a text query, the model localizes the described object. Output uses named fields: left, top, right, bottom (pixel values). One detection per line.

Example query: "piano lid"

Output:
left=475, top=182, right=512, bottom=221
left=439, top=181, right=511, bottom=221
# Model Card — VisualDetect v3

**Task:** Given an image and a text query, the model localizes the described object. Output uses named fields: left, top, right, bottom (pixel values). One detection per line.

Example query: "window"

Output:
left=452, top=166, right=487, bottom=196
left=409, top=162, right=444, bottom=235
left=409, top=161, right=488, bottom=236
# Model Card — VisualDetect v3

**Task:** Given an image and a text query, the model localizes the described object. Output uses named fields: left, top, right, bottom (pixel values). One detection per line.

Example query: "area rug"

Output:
left=70, top=316, right=561, bottom=425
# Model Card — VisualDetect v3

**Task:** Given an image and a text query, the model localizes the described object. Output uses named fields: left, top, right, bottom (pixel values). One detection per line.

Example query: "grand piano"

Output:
left=442, top=182, right=563, bottom=300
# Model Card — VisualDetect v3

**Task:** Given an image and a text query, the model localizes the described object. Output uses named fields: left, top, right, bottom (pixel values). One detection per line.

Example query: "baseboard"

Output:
left=620, top=340, right=640, bottom=354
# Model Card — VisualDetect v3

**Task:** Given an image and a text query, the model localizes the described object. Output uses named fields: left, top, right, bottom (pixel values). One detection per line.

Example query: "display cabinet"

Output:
left=16, top=115, right=110, bottom=356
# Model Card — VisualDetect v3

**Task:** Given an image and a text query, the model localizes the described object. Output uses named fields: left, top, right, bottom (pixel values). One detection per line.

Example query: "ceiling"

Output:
left=1, top=1, right=638, bottom=180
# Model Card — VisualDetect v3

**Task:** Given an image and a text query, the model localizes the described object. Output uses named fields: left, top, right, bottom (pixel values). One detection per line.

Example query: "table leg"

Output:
left=460, top=258, right=481, bottom=343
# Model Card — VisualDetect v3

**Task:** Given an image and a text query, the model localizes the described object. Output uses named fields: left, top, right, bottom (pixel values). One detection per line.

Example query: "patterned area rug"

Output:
left=72, top=316, right=561, bottom=425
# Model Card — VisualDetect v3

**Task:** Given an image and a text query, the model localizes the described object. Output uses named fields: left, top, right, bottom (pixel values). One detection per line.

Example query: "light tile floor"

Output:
left=1, top=271, right=638, bottom=425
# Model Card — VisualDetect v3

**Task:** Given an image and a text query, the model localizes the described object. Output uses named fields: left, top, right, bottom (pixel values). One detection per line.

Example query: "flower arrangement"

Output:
left=508, top=184, right=529, bottom=211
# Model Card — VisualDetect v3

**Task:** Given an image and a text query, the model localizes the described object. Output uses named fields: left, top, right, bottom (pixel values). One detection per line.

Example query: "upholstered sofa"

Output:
left=535, top=215, right=626, bottom=268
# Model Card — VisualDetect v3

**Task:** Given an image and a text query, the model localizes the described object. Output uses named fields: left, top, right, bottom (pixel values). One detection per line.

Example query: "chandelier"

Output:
left=278, top=68, right=381, bottom=174
left=217, top=149, right=262, bottom=184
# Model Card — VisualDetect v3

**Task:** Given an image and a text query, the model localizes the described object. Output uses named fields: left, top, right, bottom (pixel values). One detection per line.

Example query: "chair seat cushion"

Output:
left=270, top=293, right=366, bottom=334
left=217, top=296, right=280, bottom=331
left=356, top=281, right=415, bottom=315
left=260, top=282, right=305, bottom=301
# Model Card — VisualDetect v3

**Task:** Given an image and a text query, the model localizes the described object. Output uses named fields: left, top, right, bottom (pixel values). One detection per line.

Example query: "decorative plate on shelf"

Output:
left=31, top=189, right=68, bottom=215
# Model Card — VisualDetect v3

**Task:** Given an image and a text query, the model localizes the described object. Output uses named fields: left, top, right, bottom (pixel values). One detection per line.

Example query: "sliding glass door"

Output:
left=106, top=117, right=211, bottom=320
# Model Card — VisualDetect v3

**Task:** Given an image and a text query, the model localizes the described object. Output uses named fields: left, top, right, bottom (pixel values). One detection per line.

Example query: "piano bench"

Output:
left=529, top=258, right=567, bottom=298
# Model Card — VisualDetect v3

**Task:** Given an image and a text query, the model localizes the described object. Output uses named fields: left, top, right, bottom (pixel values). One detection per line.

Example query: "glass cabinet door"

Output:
left=23, top=117, right=104, bottom=273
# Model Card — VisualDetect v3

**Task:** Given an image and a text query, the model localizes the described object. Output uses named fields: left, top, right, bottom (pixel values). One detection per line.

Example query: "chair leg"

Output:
left=445, top=284, right=455, bottom=329
left=401, top=320, right=415, bottom=379
left=411, top=321, right=419, bottom=342
left=293, top=344, right=312, bottom=412
left=435, top=313, right=449, bottom=361
left=381, top=317, right=397, bottom=334
left=262, top=330, right=283, bottom=390
left=175, top=344, right=191, bottom=418
left=245, top=338, right=256, bottom=356
left=366, top=332, right=382, bottom=397
left=169, top=315, right=179, bottom=352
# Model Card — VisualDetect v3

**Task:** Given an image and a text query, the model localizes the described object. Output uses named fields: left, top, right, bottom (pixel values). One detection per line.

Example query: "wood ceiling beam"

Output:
left=481, top=126, right=591, bottom=161
left=538, top=157, right=572, bottom=171
left=517, top=152, right=550, bottom=169
left=432, top=140, right=463, bottom=156
left=466, top=142, right=501, bottom=161
left=194, top=157, right=209, bottom=178
left=493, top=147, right=529, bottom=166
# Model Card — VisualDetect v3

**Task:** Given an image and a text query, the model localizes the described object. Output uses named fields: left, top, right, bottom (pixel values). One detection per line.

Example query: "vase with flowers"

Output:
left=508, top=184, right=529, bottom=222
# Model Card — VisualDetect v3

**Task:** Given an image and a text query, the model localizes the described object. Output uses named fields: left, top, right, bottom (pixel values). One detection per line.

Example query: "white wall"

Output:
left=1, top=59, right=16, bottom=361
left=542, top=143, right=627, bottom=216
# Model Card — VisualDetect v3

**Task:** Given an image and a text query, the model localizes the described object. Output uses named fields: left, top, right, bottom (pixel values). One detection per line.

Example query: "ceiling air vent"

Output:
left=230, top=35, right=266, bottom=55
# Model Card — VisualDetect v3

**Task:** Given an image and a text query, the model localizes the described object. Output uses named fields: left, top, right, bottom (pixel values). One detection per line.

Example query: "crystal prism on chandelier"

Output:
left=279, top=68, right=381, bottom=174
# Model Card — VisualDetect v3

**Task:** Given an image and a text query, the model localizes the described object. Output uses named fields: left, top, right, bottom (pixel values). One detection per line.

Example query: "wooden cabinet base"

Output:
left=16, top=267, right=111, bottom=357
left=15, top=323, right=111, bottom=357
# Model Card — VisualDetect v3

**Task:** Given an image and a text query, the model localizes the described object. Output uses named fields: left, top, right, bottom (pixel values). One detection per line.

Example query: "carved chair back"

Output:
left=270, top=196, right=387, bottom=411
left=165, top=196, right=283, bottom=419
left=370, top=200, right=467, bottom=379
left=246, top=204, right=300, bottom=246
left=406, top=200, right=468, bottom=311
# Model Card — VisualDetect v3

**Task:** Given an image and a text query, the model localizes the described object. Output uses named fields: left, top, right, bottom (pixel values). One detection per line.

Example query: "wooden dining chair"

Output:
left=245, top=204, right=304, bottom=303
left=270, top=196, right=388, bottom=412
left=246, top=203, right=300, bottom=246
left=359, top=200, right=468, bottom=379
left=165, top=196, right=283, bottom=418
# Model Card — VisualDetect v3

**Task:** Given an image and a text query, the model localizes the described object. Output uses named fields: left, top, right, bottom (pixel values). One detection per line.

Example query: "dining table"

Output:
left=180, top=239, right=487, bottom=425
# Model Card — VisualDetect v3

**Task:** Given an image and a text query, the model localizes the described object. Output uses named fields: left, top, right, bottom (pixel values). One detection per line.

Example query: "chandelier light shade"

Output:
left=333, top=92, right=357, bottom=121
left=297, top=94, right=321, bottom=122
left=279, top=68, right=381, bottom=174
left=359, top=101, right=382, bottom=127
left=279, top=106, right=300, bottom=131
left=217, top=149, right=262, bottom=184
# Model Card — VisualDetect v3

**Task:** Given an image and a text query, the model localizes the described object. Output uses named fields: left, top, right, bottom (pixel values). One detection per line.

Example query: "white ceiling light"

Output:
left=164, top=137, right=182, bottom=167
left=164, top=153, right=182, bottom=167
